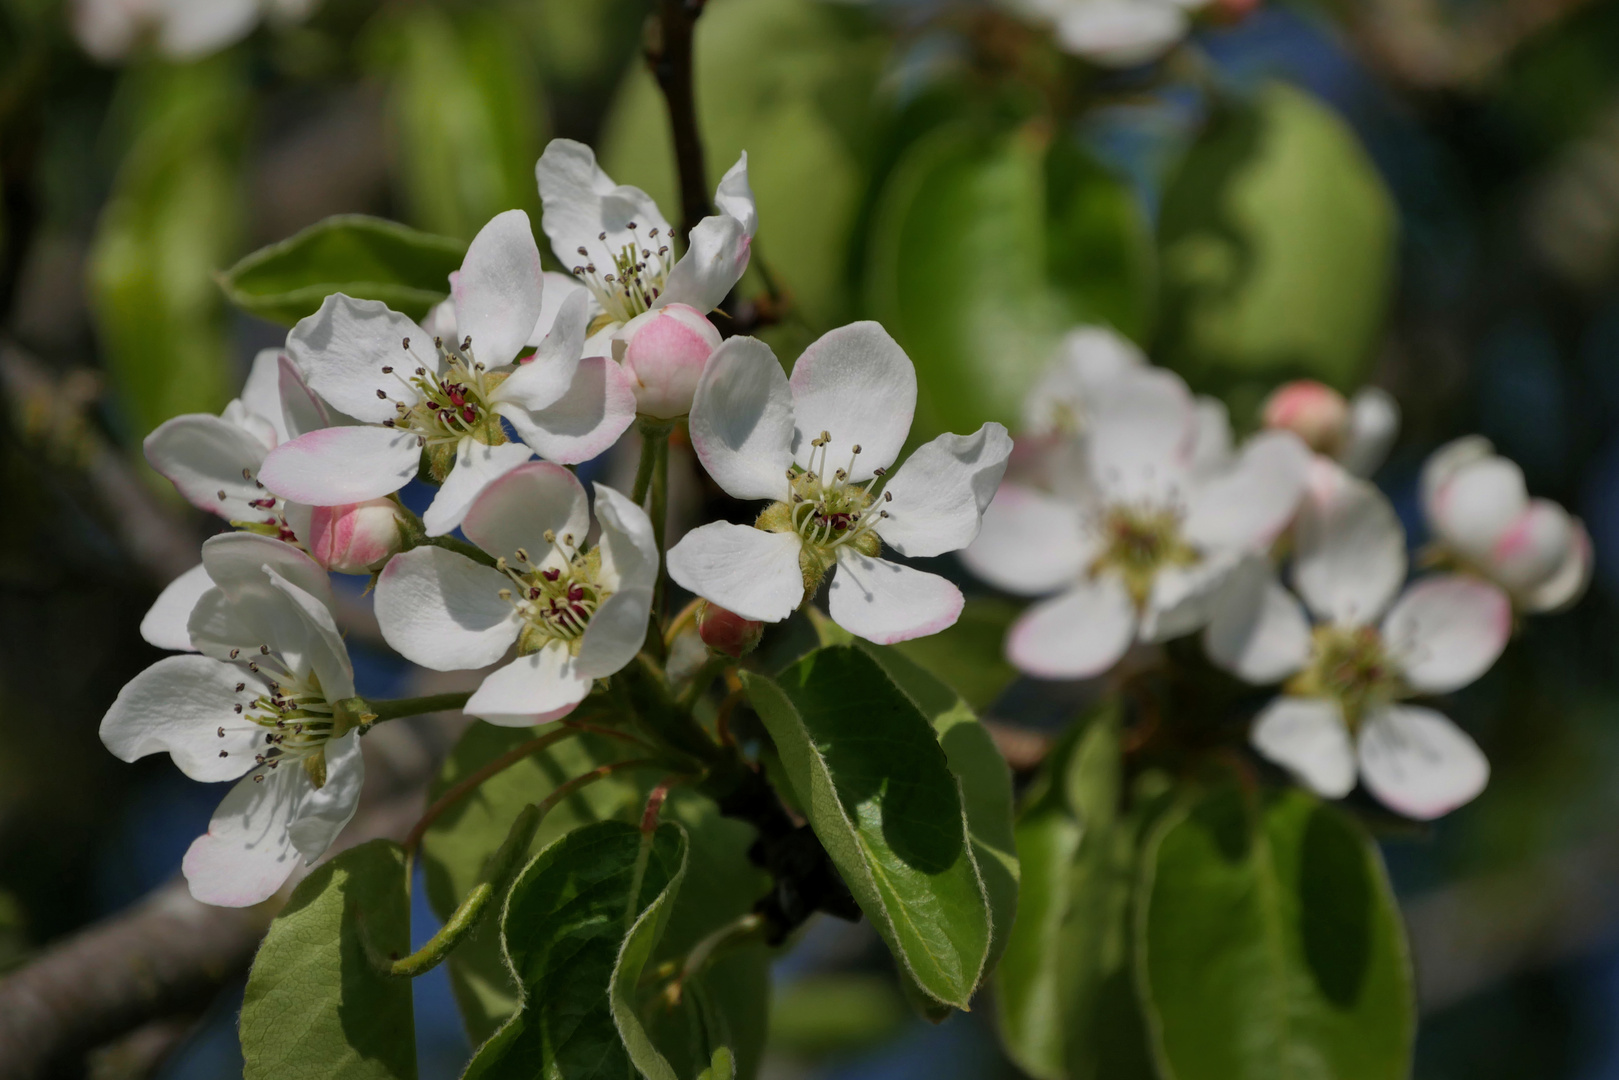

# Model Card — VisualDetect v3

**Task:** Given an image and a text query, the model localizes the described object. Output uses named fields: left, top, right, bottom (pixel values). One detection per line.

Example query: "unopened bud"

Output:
left=696, top=601, right=763, bottom=659
left=1261, top=380, right=1349, bottom=454
left=308, top=499, right=407, bottom=574
left=613, top=303, right=722, bottom=420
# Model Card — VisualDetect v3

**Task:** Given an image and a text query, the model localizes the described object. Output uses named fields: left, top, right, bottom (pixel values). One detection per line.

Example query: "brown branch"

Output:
left=648, top=0, right=712, bottom=240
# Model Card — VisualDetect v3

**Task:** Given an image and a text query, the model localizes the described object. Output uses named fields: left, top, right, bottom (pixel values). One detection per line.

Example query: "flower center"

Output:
left=217, top=644, right=337, bottom=787
left=569, top=221, right=673, bottom=330
left=1290, top=625, right=1400, bottom=728
left=1089, top=505, right=1198, bottom=606
left=495, top=529, right=611, bottom=655
left=222, top=465, right=302, bottom=546
left=374, top=336, right=509, bottom=479
left=755, top=432, right=889, bottom=594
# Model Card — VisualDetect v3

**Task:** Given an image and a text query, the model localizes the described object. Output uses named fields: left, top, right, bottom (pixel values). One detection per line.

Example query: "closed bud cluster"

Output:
left=308, top=499, right=407, bottom=574
left=695, top=601, right=763, bottom=659
left=614, top=303, right=722, bottom=419
left=1261, top=380, right=1349, bottom=455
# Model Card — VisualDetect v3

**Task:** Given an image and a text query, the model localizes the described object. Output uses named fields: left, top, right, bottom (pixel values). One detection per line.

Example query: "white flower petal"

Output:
left=535, top=139, right=670, bottom=276
left=958, top=483, right=1093, bottom=596
left=593, top=483, right=658, bottom=594
left=827, top=551, right=965, bottom=644
left=198, top=532, right=334, bottom=615
left=100, top=655, right=264, bottom=782
left=285, top=731, right=365, bottom=863
left=1485, top=499, right=1574, bottom=595
left=1021, top=325, right=1145, bottom=436
left=143, top=414, right=271, bottom=521
left=876, top=423, right=1012, bottom=558
left=262, top=567, right=356, bottom=703
left=240, top=349, right=287, bottom=441
left=183, top=765, right=304, bottom=907
left=1142, top=553, right=1239, bottom=642
left=1006, top=575, right=1137, bottom=679
left=1182, top=430, right=1311, bottom=552
left=498, top=290, right=590, bottom=413
left=374, top=547, right=521, bottom=671
left=688, top=336, right=796, bottom=501
left=576, top=587, right=653, bottom=679
left=465, top=645, right=593, bottom=727
left=788, top=322, right=916, bottom=478
left=258, top=426, right=421, bottom=506
left=461, top=461, right=589, bottom=568
left=1250, top=696, right=1356, bottom=799
left=1203, top=559, right=1312, bottom=684
left=1523, top=520, right=1592, bottom=613
left=527, top=272, right=592, bottom=348
left=1054, top=0, right=1188, bottom=67
left=1340, top=387, right=1399, bottom=477
left=714, top=151, right=757, bottom=237
left=141, top=563, right=214, bottom=652
left=287, top=294, right=431, bottom=423
left=1293, top=464, right=1407, bottom=626
left=1086, top=367, right=1196, bottom=504
left=498, top=355, right=637, bottom=466
left=422, top=439, right=536, bottom=538
left=1382, top=575, right=1511, bottom=694
left=1357, top=705, right=1488, bottom=820
left=658, top=214, right=750, bottom=313
left=277, top=354, right=330, bottom=441
left=452, top=209, right=546, bottom=368
left=1191, top=396, right=1233, bottom=476
left=1429, top=455, right=1528, bottom=556
left=156, top=0, right=258, bottom=59
left=666, top=522, right=804, bottom=622
left=1419, top=435, right=1493, bottom=524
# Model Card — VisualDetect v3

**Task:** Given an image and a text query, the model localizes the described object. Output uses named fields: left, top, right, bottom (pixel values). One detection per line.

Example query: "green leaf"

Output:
left=240, top=840, right=416, bottom=1080
left=767, top=974, right=909, bottom=1058
left=89, top=57, right=245, bottom=442
left=365, top=6, right=548, bottom=241
left=741, top=646, right=992, bottom=1010
left=889, top=597, right=1020, bottom=712
left=863, top=120, right=1153, bottom=442
left=854, top=641, right=1019, bottom=977
left=599, top=0, right=886, bottom=327
left=1137, top=784, right=1416, bottom=1080
left=1157, top=83, right=1396, bottom=412
left=610, top=825, right=693, bottom=1080
left=464, top=820, right=686, bottom=1079
left=421, top=725, right=643, bottom=1044
left=219, top=215, right=466, bottom=327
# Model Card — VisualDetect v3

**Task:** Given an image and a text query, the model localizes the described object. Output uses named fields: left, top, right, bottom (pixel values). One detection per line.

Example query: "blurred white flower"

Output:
left=375, top=465, right=656, bottom=727
left=1260, top=379, right=1400, bottom=477
left=1002, top=0, right=1208, bottom=67
left=1421, top=436, right=1592, bottom=614
left=258, top=210, right=636, bottom=537
left=963, top=366, right=1309, bottom=679
left=535, top=140, right=755, bottom=351
left=72, top=0, right=319, bottom=63
left=668, top=323, right=1011, bottom=644
left=101, top=532, right=362, bottom=906
left=1206, top=468, right=1508, bottom=819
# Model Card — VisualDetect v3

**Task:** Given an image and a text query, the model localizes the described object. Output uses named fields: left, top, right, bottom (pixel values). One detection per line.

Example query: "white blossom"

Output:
left=72, top=0, right=319, bottom=62
left=1000, top=0, right=1208, bottom=67
left=258, top=210, right=636, bottom=537
left=374, top=464, right=656, bottom=726
left=101, top=532, right=362, bottom=906
left=1261, top=379, right=1400, bottom=478
left=667, top=323, right=1011, bottom=644
left=1421, top=436, right=1592, bottom=613
left=963, top=365, right=1310, bottom=679
left=1205, top=467, right=1508, bottom=819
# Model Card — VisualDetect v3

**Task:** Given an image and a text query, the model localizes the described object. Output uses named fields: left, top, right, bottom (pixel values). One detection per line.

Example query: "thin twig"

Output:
left=648, top=0, right=712, bottom=239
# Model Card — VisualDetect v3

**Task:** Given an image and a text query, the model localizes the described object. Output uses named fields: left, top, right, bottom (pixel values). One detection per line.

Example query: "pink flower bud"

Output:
left=1261, top=380, right=1349, bottom=454
left=614, top=303, right=722, bottom=420
left=696, top=601, right=763, bottom=659
left=309, top=499, right=407, bottom=574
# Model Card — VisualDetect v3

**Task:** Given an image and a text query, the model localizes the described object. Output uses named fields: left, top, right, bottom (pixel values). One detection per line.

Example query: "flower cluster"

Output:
left=104, top=138, right=1008, bottom=907
left=963, top=330, right=1591, bottom=820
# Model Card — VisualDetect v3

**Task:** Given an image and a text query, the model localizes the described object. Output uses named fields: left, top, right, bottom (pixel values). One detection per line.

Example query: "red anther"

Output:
left=567, top=584, right=585, bottom=602
left=542, top=568, right=560, bottom=581
left=445, top=385, right=466, bottom=407
left=528, top=587, right=541, bottom=600
left=461, top=405, right=476, bottom=423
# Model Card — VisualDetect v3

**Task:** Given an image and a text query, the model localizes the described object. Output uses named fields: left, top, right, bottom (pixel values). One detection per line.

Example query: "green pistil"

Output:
left=1287, top=625, right=1400, bottom=729
left=1090, top=507, right=1199, bottom=607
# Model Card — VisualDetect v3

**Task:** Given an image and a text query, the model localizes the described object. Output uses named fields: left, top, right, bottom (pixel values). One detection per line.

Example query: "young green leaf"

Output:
left=421, top=725, right=644, bottom=1044
left=1137, top=784, right=1415, bottom=1080
left=462, top=821, right=686, bottom=1079
left=218, top=214, right=466, bottom=326
left=741, top=646, right=992, bottom=1010
left=240, top=840, right=416, bottom=1080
